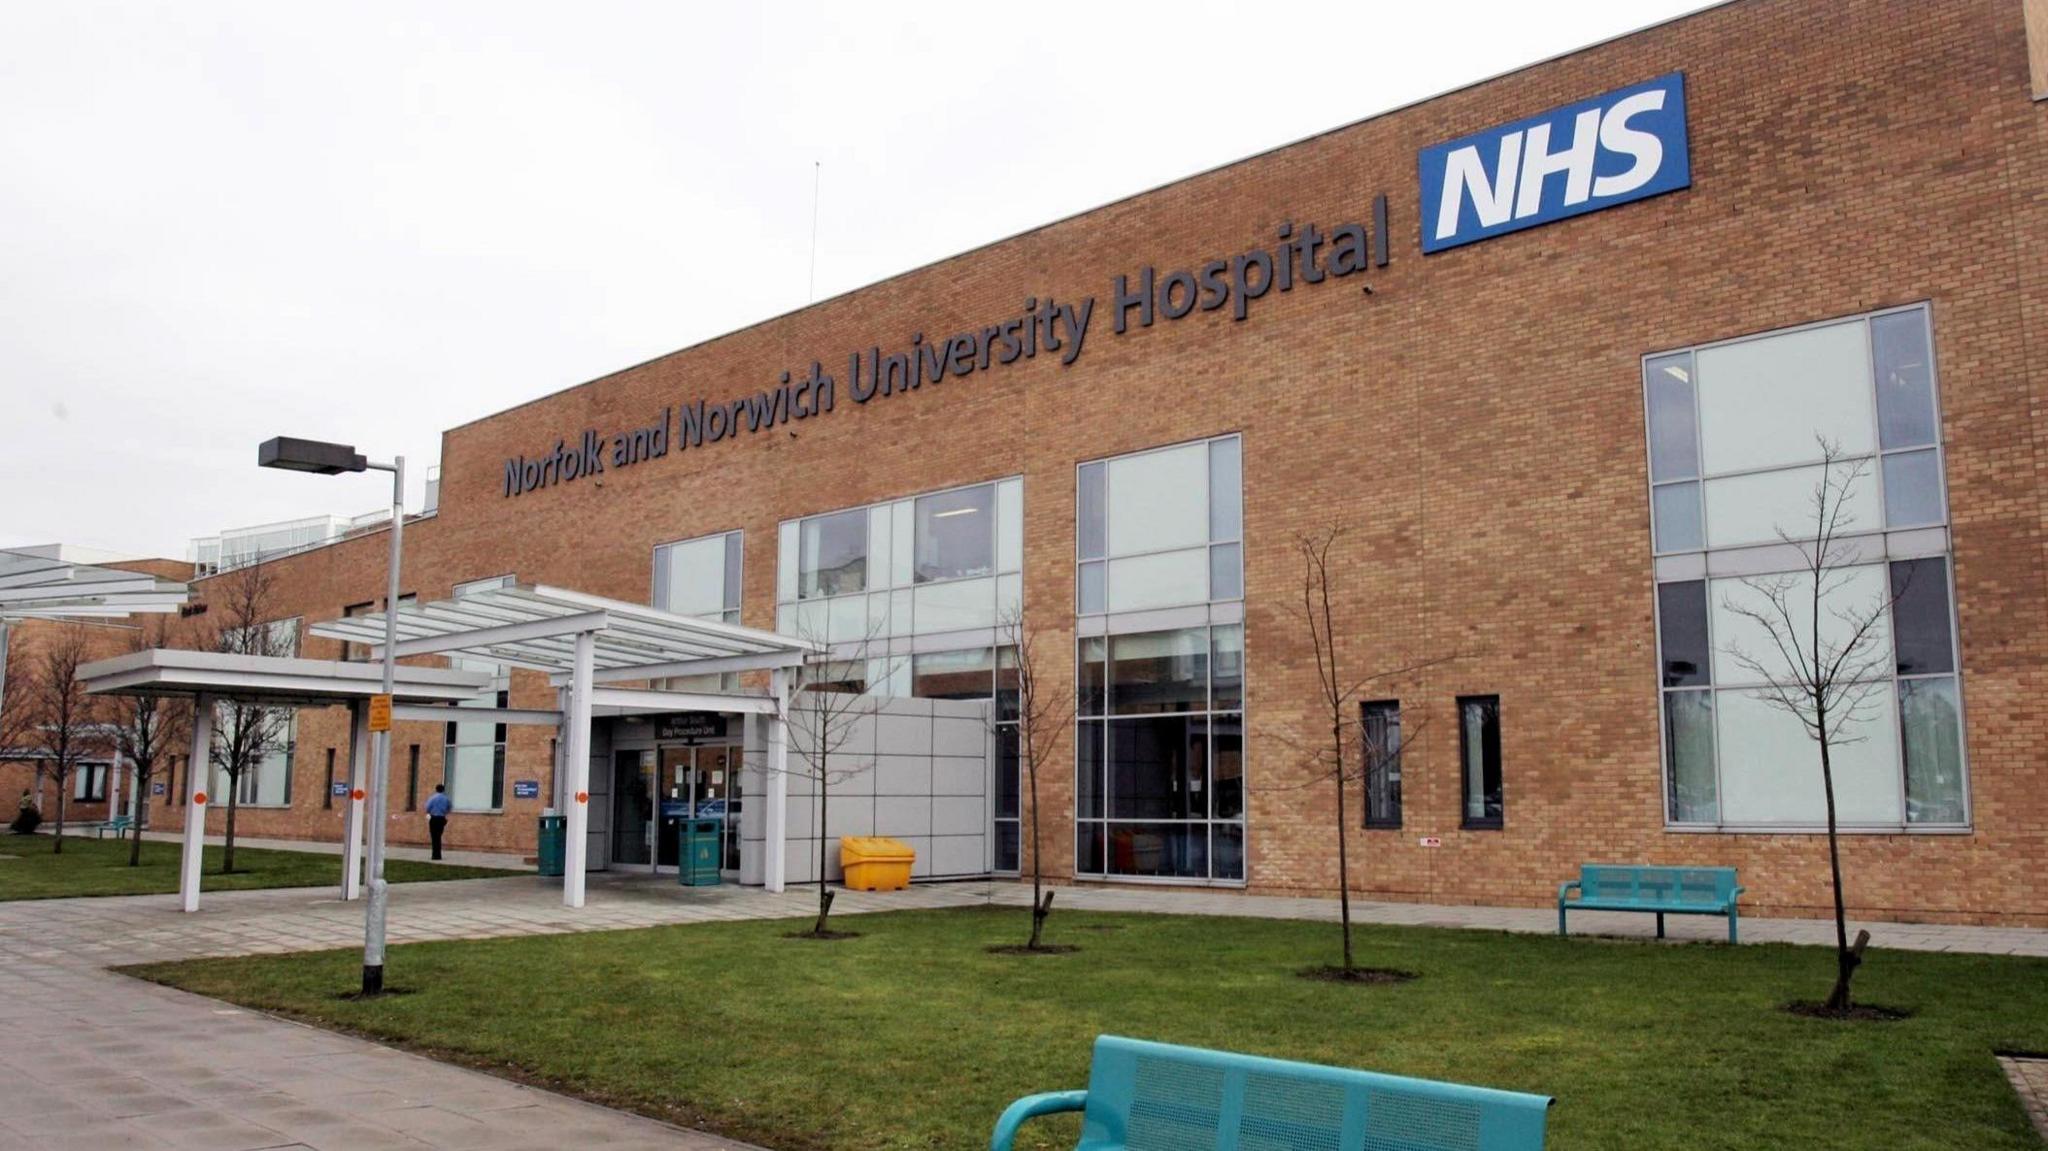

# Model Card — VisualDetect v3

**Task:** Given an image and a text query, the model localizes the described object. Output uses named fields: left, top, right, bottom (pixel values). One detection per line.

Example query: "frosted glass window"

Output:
left=997, top=572, right=1022, bottom=622
left=1106, top=549, right=1208, bottom=613
left=1644, top=353, right=1699, bottom=482
left=1652, top=483, right=1703, bottom=553
left=890, top=500, right=915, bottom=588
left=1696, top=320, right=1874, bottom=474
left=997, top=479, right=1024, bottom=574
left=1881, top=449, right=1945, bottom=528
left=657, top=535, right=728, bottom=618
left=1208, top=437, right=1242, bottom=541
left=1900, top=676, right=1965, bottom=824
left=777, top=521, right=799, bottom=602
left=445, top=744, right=500, bottom=811
left=1711, top=565, right=1891, bottom=687
left=1078, top=462, right=1107, bottom=560
left=1209, top=544, right=1242, bottom=601
left=1703, top=463, right=1881, bottom=549
left=826, top=593, right=870, bottom=644
left=1663, top=690, right=1717, bottom=823
left=1108, top=444, right=1208, bottom=556
left=912, top=576, right=995, bottom=632
left=1872, top=311, right=1938, bottom=449
left=1716, top=685, right=1901, bottom=825
left=1078, top=561, right=1105, bottom=614
left=866, top=505, right=892, bottom=591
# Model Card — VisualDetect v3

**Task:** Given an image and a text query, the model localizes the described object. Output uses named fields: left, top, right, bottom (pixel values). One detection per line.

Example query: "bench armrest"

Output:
left=1557, top=880, right=1581, bottom=905
left=991, top=1090, right=1088, bottom=1151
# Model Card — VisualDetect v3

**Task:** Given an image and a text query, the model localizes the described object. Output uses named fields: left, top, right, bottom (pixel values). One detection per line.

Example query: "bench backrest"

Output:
left=1579, top=864, right=1736, bottom=906
left=1079, top=1035, right=1550, bottom=1150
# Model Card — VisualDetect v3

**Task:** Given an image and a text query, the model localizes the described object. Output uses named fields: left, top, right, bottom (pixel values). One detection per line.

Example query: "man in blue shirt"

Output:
left=425, top=784, right=452, bottom=860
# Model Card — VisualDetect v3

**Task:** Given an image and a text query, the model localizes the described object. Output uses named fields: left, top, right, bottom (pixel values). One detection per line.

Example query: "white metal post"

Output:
left=561, top=630, right=595, bottom=908
left=766, top=667, right=790, bottom=894
left=180, top=694, right=213, bottom=913
left=361, top=456, right=403, bottom=994
left=342, top=700, right=368, bottom=901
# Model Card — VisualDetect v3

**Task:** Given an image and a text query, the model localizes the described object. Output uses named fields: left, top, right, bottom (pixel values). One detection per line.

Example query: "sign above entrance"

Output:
left=656, top=712, right=728, bottom=742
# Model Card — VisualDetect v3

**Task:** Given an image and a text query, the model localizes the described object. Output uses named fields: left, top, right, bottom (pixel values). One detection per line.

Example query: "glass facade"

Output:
left=1075, top=434, right=1246, bottom=883
left=1644, top=305, right=1968, bottom=830
left=444, top=576, right=514, bottom=812
left=652, top=531, right=743, bottom=691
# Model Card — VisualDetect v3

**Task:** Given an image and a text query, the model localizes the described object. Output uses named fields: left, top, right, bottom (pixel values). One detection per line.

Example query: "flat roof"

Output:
left=77, top=648, right=492, bottom=708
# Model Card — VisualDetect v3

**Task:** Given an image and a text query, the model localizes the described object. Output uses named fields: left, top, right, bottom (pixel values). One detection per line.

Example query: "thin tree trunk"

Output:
left=814, top=749, right=832, bottom=935
left=128, top=763, right=148, bottom=866
left=1819, top=733, right=1858, bottom=1011
left=1334, top=718, right=1354, bottom=972
left=1027, top=747, right=1046, bottom=949
left=52, top=786, right=66, bottom=854
left=224, top=784, right=239, bottom=873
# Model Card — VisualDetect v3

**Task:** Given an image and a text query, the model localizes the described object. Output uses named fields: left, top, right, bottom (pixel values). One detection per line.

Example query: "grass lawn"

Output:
left=0, top=834, right=518, bottom=900
left=124, top=906, right=2048, bottom=1150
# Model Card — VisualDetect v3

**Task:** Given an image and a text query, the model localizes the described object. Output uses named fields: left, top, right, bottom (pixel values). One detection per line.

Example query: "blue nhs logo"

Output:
left=1419, top=72, right=1690, bottom=254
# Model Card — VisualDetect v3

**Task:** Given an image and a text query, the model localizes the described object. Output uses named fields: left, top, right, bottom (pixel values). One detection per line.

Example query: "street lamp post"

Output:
left=258, top=436, right=403, bottom=995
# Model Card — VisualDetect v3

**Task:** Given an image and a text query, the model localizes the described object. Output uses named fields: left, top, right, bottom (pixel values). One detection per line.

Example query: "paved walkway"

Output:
left=3, top=872, right=2044, bottom=1150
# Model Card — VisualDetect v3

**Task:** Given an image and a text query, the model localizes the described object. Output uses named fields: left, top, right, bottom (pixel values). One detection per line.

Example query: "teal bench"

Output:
left=1557, top=864, right=1743, bottom=942
left=93, top=815, right=135, bottom=839
left=992, top=1035, right=1552, bottom=1150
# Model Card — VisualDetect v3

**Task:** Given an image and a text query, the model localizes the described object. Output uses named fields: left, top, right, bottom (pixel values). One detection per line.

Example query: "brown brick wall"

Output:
left=144, top=0, right=2048, bottom=923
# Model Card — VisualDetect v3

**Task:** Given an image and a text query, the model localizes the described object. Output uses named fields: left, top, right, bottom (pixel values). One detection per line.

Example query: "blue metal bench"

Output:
left=1556, top=864, right=1743, bottom=942
left=93, top=815, right=135, bottom=839
left=991, top=1035, right=1552, bottom=1150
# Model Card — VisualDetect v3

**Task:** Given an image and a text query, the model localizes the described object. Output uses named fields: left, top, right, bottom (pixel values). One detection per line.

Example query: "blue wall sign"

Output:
left=1419, top=72, right=1690, bottom=254
left=330, top=781, right=349, bottom=797
left=512, top=780, right=541, bottom=800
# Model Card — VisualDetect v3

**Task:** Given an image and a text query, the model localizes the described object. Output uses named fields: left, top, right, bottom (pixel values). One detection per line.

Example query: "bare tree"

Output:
left=0, top=622, right=36, bottom=803
left=999, top=608, right=1077, bottom=951
left=1720, top=438, right=1897, bottom=1014
left=22, top=623, right=102, bottom=854
left=783, top=617, right=889, bottom=938
left=1285, top=527, right=1449, bottom=979
left=111, top=615, right=187, bottom=866
left=206, top=563, right=296, bottom=873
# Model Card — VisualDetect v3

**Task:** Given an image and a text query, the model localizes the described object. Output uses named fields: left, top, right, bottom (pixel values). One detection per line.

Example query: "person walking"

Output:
left=425, top=784, right=452, bottom=860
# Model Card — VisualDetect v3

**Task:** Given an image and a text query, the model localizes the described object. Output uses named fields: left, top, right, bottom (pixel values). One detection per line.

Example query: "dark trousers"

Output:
left=428, top=816, right=447, bottom=859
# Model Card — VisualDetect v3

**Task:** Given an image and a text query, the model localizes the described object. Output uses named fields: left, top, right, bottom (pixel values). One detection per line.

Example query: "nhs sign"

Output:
left=1419, top=72, right=1690, bottom=254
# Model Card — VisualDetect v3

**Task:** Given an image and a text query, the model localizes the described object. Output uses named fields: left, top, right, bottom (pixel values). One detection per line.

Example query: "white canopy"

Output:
left=307, top=583, right=816, bottom=681
left=77, top=648, right=492, bottom=708
left=0, top=548, right=188, bottom=620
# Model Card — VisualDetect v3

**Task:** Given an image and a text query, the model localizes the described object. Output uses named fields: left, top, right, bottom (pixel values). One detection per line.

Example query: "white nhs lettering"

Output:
left=1433, top=90, right=1668, bottom=242
left=1418, top=73, right=1689, bottom=254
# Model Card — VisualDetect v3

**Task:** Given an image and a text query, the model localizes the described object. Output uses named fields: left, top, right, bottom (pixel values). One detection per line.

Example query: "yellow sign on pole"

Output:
left=367, top=693, right=393, bottom=733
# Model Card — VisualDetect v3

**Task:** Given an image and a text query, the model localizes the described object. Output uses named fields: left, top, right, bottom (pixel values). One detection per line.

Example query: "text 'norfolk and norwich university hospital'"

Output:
left=122, top=0, right=2048, bottom=926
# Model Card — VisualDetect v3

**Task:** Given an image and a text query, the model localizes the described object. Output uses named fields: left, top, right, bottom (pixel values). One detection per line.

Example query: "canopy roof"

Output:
left=77, top=648, right=492, bottom=707
left=0, top=548, right=188, bottom=620
left=308, top=583, right=816, bottom=683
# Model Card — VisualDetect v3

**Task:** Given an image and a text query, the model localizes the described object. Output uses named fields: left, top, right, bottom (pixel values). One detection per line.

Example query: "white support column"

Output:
left=561, top=631, right=595, bottom=908
left=180, top=695, right=213, bottom=913
left=108, top=755, right=123, bottom=822
left=341, top=701, right=368, bottom=901
left=766, top=667, right=790, bottom=894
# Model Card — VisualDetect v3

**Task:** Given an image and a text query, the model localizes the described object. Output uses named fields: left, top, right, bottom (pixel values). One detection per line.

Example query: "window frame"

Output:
left=1360, top=699, right=1403, bottom=830
left=1075, top=433, right=1245, bottom=618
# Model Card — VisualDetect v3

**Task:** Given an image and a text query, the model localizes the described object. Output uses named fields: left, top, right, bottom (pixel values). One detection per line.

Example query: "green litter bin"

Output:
left=679, top=817, right=723, bottom=887
left=537, top=812, right=566, bottom=878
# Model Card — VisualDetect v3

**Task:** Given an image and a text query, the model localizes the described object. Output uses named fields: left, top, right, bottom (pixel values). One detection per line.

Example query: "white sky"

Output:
left=0, top=0, right=1720, bottom=559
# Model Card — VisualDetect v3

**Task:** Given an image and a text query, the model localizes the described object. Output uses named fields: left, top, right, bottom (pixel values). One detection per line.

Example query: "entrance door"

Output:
left=651, top=744, right=743, bottom=875
left=610, top=750, right=655, bottom=866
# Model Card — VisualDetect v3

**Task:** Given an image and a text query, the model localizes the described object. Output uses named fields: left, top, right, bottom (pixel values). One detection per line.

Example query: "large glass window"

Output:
left=777, top=478, right=1023, bottom=662
left=215, top=618, right=299, bottom=807
left=654, top=532, right=741, bottom=622
left=1646, top=306, right=1967, bottom=831
left=1646, top=306, right=1948, bottom=553
left=1075, top=623, right=1243, bottom=883
left=1078, top=435, right=1243, bottom=615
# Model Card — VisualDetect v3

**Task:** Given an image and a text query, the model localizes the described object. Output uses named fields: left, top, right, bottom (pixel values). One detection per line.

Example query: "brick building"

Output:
left=130, top=0, right=2048, bottom=925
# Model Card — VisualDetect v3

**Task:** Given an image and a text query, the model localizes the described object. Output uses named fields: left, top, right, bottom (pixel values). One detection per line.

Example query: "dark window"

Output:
left=1077, top=638, right=1107, bottom=716
left=1362, top=700, right=1402, bottom=828
left=1891, top=558, right=1955, bottom=676
left=1109, top=628, right=1208, bottom=715
left=322, top=748, right=335, bottom=810
left=1076, top=720, right=1104, bottom=819
left=1872, top=311, right=1938, bottom=450
left=1656, top=581, right=1711, bottom=687
left=1458, top=696, right=1503, bottom=829
left=405, top=744, right=420, bottom=812
left=340, top=601, right=375, bottom=661
left=798, top=508, right=867, bottom=599
left=1107, top=715, right=1208, bottom=820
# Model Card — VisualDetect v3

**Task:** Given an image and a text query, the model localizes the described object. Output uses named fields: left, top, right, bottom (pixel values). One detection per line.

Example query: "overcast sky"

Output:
left=0, top=0, right=1719, bottom=559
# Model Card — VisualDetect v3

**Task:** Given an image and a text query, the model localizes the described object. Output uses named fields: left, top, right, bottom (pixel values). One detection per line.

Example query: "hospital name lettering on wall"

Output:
left=1419, top=72, right=1690, bottom=254
left=501, top=196, right=1390, bottom=497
